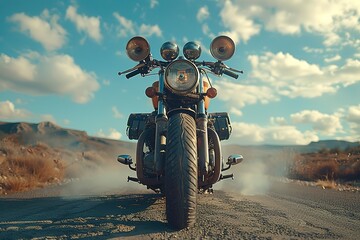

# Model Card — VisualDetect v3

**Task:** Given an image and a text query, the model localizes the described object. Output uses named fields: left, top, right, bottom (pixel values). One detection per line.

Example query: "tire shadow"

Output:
left=0, top=193, right=173, bottom=239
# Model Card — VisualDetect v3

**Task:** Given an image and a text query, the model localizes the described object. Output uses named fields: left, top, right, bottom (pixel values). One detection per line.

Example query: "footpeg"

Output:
left=220, top=173, right=234, bottom=180
left=128, top=176, right=139, bottom=183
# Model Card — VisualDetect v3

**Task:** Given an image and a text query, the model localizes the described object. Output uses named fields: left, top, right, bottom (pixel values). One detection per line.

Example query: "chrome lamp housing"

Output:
left=160, top=42, right=179, bottom=61
left=164, top=59, right=199, bottom=95
left=126, top=36, right=150, bottom=62
left=183, top=41, right=201, bottom=60
left=210, top=36, right=235, bottom=61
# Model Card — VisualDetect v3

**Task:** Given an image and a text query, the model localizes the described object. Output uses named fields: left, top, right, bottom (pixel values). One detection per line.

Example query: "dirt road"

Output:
left=0, top=180, right=359, bottom=239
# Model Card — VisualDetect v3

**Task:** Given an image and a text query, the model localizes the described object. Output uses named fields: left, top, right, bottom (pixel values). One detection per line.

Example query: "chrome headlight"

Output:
left=210, top=36, right=235, bottom=61
left=183, top=41, right=201, bottom=60
left=160, top=42, right=179, bottom=61
left=165, top=59, right=199, bottom=94
left=126, top=36, right=150, bottom=62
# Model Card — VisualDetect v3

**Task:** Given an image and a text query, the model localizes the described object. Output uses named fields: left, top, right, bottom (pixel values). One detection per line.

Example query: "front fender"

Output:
left=167, top=108, right=196, bottom=119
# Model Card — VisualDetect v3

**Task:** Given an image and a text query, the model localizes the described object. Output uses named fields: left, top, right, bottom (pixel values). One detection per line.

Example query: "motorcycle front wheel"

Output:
left=165, top=113, right=198, bottom=229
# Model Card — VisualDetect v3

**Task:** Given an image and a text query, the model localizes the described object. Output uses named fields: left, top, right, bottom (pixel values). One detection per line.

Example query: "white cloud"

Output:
left=0, top=100, right=31, bottom=120
left=229, top=107, right=242, bottom=116
left=96, top=128, right=122, bottom=140
left=218, top=0, right=360, bottom=46
left=219, top=0, right=260, bottom=43
left=112, top=106, right=123, bottom=119
left=201, top=24, right=215, bottom=39
left=139, top=24, right=162, bottom=37
left=270, top=117, right=287, bottom=126
left=215, top=80, right=279, bottom=108
left=113, top=12, right=136, bottom=37
left=0, top=53, right=100, bottom=103
left=150, top=0, right=159, bottom=8
left=113, top=12, right=162, bottom=37
left=324, top=54, right=341, bottom=63
left=66, top=6, right=102, bottom=43
left=0, top=54, right=36, bottom=81
left=231, top=122, right=319, bottom=145
left=197, top=6, right=210, bottom=22
left=346, top=104, right=360, bottom=139
left=291, top=110, right=343, bottom=136
left=9, top=9, right=66, bottom=51
left=347, top=104, right=360, bottom=123
left=303, top=46, right=324, bottom=54
left=249, top=52, right=360, bottom=98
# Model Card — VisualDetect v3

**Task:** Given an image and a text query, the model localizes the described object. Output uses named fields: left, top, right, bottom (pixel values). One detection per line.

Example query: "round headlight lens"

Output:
left=165, top=59, right=199, bottom=94
left=210, top=36, right=235, bottom=61
left=126, top=36, right=150, bottom=62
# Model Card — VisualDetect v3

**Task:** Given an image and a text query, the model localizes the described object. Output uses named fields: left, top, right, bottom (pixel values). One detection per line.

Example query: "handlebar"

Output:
left=125, top=69, right=141, bottom=79
left=119, top=59, right=242, bottom=80
left=222, top=69, right=239, bottom=79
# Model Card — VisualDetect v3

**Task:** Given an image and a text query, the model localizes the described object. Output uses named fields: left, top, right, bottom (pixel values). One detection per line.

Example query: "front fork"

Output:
left=154, top=71, right=210, bottom=178
left=197, top=77, right=210, bottom=178
left=154, top=70, right=167, bottom=174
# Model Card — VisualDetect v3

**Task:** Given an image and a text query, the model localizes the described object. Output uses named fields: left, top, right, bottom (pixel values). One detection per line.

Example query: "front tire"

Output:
left=165, top=113, right=198, bottom=229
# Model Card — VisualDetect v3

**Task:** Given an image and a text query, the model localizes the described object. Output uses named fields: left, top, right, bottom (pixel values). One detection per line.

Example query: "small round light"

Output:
left=160, top=42, right=179, bottom=61
left=126, top=36, right=150, bottom=62
left=210, top=36, right=235, bottom=61
left=206, top=87, right=217, bottom=98
left=145, top=87, right=156, bottom=98
left=183, top=41, right=201, bottom=60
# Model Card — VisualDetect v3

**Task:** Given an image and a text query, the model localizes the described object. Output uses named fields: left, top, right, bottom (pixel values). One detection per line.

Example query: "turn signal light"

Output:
left=206, top=87, right=217, bottom=98
left=145, top=86, right=157, bottom=98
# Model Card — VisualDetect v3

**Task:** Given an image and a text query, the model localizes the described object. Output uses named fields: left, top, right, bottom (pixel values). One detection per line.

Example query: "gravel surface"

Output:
left=0, top=180, right=359, bottom=239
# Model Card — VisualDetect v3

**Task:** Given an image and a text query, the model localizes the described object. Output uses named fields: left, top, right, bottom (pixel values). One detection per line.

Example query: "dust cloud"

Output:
left=60, top=164, right=145, bottom=197
left=215, top=146, right=293, bottom=195
left=57, top=147, right=146, bottom=197
left=215, top=158, right=270, bottom=195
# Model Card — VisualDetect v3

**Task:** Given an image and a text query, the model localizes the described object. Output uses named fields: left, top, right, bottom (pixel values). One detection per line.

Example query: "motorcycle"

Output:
left=117, top=35, right=244, bottom=229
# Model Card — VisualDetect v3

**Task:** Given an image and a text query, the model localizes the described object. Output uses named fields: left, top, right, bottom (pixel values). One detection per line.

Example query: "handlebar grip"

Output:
left=126, top=69, right=141, bottom=79
left=222, top=69, right=239, bottom=79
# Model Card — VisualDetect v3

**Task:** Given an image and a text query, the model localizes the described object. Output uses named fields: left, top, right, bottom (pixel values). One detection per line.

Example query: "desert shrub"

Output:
left=0, top=139, right=64, bottom=194
left=311, top=160, right=338, bottom=180
left=329, top=147, right=340, bottom=154
left=7, top=155, right=63, bottom=182
left=318, top=148, right=330, bottom=154
left=337, top=161, right=360, bottom=181
left=2, top=176, right=34, bottom=192
left=288, top=149, right=360, bottom=182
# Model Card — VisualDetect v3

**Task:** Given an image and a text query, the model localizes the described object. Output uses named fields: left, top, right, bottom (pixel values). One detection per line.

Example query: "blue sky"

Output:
left=1, top=0, right=360, bottom=145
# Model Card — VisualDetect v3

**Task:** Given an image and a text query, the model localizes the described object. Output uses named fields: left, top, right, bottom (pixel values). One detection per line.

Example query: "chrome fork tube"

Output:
left=154, top=70, right=167, bottom=173
left=197, top=77, right=209, bottom=176
left=157, top=71, right=166, bottom=116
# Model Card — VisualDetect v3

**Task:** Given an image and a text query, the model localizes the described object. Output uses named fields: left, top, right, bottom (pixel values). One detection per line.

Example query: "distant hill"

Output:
left=306, top=140, right=359, bottom=152
left=0, top=121, right=135, bottom=158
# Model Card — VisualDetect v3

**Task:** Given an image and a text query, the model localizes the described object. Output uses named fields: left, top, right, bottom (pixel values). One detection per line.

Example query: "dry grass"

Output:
left=0, top=138, right=64, bottom=194
left=315, top=179, right=337, bottom=189
left=288, top=146, right=360, bottom=185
